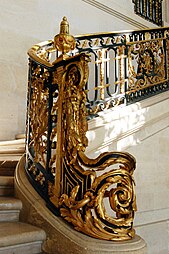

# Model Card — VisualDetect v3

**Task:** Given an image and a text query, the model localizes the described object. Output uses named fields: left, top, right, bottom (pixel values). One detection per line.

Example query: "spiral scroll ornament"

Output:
left=49, top=52, right=137, bottom=241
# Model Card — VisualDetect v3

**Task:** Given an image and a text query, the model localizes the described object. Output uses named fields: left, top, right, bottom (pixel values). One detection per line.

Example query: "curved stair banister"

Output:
left=25, top=17, right=137, bottom=241
left=27, top=24, right=169, bottom=123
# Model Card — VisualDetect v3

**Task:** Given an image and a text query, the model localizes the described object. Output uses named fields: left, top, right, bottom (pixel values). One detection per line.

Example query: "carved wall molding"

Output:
left=82, top=0, right=148, bottom=30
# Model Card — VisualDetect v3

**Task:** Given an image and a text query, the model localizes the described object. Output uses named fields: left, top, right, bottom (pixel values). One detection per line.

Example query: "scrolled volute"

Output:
left=50, top=52, right=137, bottom=241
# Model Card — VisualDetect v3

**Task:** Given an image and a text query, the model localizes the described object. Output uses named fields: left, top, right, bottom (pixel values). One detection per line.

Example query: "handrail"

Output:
left=28, top=26, right=169, bottom=66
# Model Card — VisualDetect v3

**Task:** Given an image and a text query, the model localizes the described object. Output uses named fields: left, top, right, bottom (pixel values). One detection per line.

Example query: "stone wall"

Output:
left=0, top=0, right=163, bottom=141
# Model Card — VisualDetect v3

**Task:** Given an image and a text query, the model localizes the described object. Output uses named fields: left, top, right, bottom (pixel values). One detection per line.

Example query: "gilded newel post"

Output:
left=50, top=17, right=137, bottom=241
left=50, top=17, right=90, bottom=207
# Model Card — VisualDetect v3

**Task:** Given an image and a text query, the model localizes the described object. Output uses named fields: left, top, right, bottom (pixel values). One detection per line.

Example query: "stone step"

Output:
left=0, top=138, right=25, bottom=178
left=0, top=176, right=14, bottom=196
left=0, top=160, right=18, bottom=176
left=0, top=139, right=25, bottom=177
left=0, top=221, right=46, bottom=254
left=0, top=197, right=22, bottom=222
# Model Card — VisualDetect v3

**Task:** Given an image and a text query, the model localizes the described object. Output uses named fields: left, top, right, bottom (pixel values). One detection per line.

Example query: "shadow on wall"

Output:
left=86, top=101, right=148, bottom=156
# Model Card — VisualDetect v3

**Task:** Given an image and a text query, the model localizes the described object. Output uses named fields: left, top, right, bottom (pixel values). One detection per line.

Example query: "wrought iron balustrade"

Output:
left=132, top=0, right=163, bottom=26
left=28, top=24, right=169, bottom=118
left=25, top=17, right=169, bottom=242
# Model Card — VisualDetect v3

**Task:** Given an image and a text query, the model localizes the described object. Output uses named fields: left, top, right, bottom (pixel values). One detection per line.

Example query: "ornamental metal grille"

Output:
left=132, top=0, right=163, bottom=26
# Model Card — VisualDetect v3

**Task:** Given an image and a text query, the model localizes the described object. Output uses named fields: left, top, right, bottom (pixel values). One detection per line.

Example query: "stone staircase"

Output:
left=0, top=138, right=46, bottom=254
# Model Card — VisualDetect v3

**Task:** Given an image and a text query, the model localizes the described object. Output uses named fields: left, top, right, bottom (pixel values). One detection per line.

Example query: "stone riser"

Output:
left=0, top=241, right=43, bottom=254
left=0, top=222, right=46, bottom=254
left=0, top=168, right=15, bottom=176
left=0, top=210, right=20, bottom=222
left=0, top=176, right=14, bottom=196
left=0, top=197, right=22, bottom=222
left=0, top=187, right=14, bottom=196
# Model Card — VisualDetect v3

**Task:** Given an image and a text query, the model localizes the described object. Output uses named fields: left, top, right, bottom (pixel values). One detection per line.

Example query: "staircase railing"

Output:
left=25, top=17, right=169, bottom=241
left=132, top=0, right=163, bottom=26
left=28, top=21, right=169, bottom=119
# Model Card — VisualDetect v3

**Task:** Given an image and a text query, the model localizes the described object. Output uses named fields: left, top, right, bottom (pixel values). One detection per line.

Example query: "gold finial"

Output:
left=53, top=16, right=76, bottom=61
left=60, top=16, right=69, bottom=34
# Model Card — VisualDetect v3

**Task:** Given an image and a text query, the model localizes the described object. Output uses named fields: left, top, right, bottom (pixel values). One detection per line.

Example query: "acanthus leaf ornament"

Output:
left=49, top=51, right=137, bottom=241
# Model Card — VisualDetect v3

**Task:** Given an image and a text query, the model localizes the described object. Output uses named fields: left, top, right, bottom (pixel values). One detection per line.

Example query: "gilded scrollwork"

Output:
left=59, top=155, right=136, bottom=241
left=63, top=62, right=89, bottom=164
left=49, top=52, right=137, bottom=241
left=29, top=65, right=49, bottom=168
left=128, top=39, right=166, bottom=91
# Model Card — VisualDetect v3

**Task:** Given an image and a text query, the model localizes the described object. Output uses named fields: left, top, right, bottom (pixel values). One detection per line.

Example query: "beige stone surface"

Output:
left=0, top=176, right=14, bottom=196
left=0, top=222, right=46, bottom=254
left=0, top=197, right=22, bottom=222
left=0, top=138, right=25, bottom=163
left=0, top=197, right=22, bottom=210
left=0, top=176, right=14, bottom=186
left=0, top=221, right=46, bottom=247
left=0, top=242, right=43, bottom=254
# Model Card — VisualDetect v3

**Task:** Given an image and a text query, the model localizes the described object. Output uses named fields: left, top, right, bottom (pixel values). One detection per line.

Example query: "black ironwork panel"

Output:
left=132, top=0, right=163, bottom=26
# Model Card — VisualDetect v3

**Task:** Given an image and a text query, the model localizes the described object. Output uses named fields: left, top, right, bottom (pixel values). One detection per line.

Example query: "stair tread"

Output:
left=0, top=147, right=24, bottom=154
left=0, top=176, right=14, bottom=186
left=0, top=158, right=19, bottom=177
left=0, top=139, right=25, bottom=160
left=0, top=138, right=25, bottom=147
left=0, top=154, right=22, bottom=161
left=0, top=169, right=15, bottom=177
left=0, top=222, right=46, bottom=247
left=0, top=160, right=18, bottom=167
left=0, top=197, right=22, bottom=210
